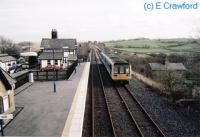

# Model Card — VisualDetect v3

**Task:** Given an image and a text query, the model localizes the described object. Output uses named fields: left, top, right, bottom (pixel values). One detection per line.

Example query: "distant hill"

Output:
left=105, top=38, right=200, bottom=54
left=16, top=41, right=40, bottom=52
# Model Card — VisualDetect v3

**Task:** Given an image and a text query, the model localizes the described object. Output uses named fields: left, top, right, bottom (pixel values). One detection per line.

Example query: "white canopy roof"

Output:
left=20, top=52, right=37, bottom=57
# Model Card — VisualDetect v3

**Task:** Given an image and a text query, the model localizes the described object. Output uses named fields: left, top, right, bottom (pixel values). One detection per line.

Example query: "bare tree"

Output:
left=0, top=36, right=20, bottom=58
left=0, top=36, right=14, bottom=47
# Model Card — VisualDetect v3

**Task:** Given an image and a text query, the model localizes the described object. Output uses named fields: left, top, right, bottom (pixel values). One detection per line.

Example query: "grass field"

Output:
left=105, top=38, right=200, bottom=54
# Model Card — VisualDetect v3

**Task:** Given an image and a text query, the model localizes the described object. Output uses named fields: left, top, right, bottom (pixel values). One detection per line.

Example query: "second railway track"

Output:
left=96, top=50, right=142, bottom=137
left=115, top=85, right=166, bottom=137
left=84, top=48, right=167, bottom=137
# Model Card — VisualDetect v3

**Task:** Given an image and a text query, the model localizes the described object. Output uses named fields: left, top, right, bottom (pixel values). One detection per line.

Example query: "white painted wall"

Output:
left=64, top=50, right=75, bottom=57
left=0, top=61, right=16, bottom=72
left=41, top=59, right=62, bottom=68
left=64, top=52, right=69, bottom=58
left=50, top=60, right=54, bottom=65
left=57, top=60, right=61, bottom=66
left=0, top=62, right=6, bottom=70
left=41, top=60, right=47, bottom=68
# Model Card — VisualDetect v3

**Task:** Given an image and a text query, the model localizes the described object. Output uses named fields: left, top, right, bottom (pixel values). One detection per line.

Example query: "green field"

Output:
left=105, top=38, right=200, bottom=54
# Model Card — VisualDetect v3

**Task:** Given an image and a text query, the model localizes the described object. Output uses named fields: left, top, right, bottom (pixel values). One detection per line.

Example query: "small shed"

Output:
left=148, top=62, right=187, bottom=84
left=149, top=62, right=187, bottom=71
left=0, top=54, right=17, bottom=72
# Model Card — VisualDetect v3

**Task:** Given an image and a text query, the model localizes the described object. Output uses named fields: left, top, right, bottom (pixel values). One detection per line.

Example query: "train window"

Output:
left=125, top=67, right=129, bottom=74
left=114, top=67, right=119, bottom=74
left=120, top=66, right=124, bottom=74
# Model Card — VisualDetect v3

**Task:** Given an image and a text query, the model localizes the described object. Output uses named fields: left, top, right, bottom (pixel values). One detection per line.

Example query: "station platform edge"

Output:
left=61, top=62, right=90, bottom=137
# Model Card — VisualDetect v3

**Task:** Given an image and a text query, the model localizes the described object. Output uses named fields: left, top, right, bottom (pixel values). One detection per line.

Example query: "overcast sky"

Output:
left=0, top=0, right=200, bottom=42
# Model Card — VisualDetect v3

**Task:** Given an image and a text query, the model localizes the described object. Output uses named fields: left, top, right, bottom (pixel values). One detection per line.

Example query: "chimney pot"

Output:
left=51, top=29, right=58, bottom=39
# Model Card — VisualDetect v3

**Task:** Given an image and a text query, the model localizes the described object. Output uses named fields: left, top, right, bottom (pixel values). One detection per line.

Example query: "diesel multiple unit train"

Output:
left=99, top=52, right=132, bottom=84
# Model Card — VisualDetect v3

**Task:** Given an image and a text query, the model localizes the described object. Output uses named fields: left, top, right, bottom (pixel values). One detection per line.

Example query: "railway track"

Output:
left=95, top=49, right=166, bottom=137
left=84, top=48, right=166, bottom=137
left=115, top=85, right=166, bottom=137
left=95, top=50, right=142, bottom=137
left=91, top=50, right=115, bottom=137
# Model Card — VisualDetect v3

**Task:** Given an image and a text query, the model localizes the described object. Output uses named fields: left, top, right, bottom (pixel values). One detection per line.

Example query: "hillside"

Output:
left=105, top=38, right=200, bottom=54
left=16, top=41, right=40, bottom=52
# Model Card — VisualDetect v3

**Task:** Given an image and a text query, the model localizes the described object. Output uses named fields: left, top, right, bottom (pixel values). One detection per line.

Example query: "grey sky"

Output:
left=0, top=0, right=200, bottom=42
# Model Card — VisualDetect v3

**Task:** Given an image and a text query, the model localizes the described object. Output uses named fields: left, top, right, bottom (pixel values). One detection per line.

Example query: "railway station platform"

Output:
left=61, top=62, right=90, bottom=137
left=4, top=62, right=90, bottom=136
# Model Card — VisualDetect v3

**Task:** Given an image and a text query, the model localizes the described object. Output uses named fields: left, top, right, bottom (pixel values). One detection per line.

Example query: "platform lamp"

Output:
left=53, top=49, right=56, bottom=93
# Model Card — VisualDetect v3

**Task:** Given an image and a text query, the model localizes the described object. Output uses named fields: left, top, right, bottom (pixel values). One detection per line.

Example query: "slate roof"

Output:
left=0, top=68, right=16, bottom=90
left=149, top=62, right=187, bottom=71
left=68, top=54, right=77, bottom=61
left=40, top=38, right=77, bottom=49
left=0, top=54, right=8, bottom=57
left=0, top=54, right=16, bottom=62
left=11, top=70, right=30, bottom=78
left=38, top=52, right=63, bottom=60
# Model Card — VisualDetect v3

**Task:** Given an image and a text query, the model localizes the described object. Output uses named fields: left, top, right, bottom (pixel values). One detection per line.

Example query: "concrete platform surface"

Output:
left=61, top=62, right=90, bottom=137
left=4, top=63, right=86, bottom=136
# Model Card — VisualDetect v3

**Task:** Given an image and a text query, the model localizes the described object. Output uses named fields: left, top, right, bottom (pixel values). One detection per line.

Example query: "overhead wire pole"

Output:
left=53, top=49, right=56, bottom=93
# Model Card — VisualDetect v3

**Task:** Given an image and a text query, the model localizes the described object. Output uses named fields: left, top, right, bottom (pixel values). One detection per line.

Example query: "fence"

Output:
left=33, top=61, right=77, bottom=81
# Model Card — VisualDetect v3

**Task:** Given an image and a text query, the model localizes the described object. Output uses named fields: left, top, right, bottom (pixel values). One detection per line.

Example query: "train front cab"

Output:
left=111, top=63, right=131, bottom=84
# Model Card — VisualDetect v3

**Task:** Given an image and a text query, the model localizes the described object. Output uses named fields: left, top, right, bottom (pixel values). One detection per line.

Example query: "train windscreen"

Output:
left=114, top=65, right=130, bottom=74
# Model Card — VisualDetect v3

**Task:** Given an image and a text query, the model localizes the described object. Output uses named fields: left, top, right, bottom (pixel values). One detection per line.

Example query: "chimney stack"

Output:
left=51, top=29, right=58, bottom=39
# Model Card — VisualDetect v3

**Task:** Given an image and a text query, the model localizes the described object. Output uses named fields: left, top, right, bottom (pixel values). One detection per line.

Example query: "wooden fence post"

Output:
left=46, top=71, right=48, bottom=80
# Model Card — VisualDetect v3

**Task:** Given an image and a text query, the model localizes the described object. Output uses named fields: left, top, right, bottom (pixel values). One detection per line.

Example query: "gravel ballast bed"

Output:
left=128, top=78, right=200, bottom=137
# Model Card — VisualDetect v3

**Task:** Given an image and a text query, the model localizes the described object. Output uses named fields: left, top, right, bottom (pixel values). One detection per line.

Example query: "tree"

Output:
left=0, top=36, right=14, bottom=47
left=0, top=36, right=20, bottom=58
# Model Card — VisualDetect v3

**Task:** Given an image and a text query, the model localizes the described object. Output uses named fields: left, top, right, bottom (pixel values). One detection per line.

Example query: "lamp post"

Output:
left=53, top=49, right=56, bottom=93
left=0, top=119, right=4, bottom=136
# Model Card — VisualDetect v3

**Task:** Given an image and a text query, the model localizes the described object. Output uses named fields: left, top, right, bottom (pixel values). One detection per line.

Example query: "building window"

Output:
left=55, top=60, right=58, bottom=65
left=47, top=60, right=51, bottom=65
left=3, top=95, right=9, bottom=112
left=0, top=97, right=3, bottom=113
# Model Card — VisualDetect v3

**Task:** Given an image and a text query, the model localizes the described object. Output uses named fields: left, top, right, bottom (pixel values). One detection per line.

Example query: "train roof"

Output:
left=102, top=52, right=129, bottom=64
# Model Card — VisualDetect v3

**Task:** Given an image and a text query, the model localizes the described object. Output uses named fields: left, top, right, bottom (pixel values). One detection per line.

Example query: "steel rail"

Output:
left=95, top=49, right=142, bottom=137
left=91, top=50, right=95, bottom=137
left=123, top=85, right=167, bottom=137
left=94, top=49, right=117, bottom=137
left=114, top=85, right=145, bottom=137
left=95, top=48, right=166, bottom=137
